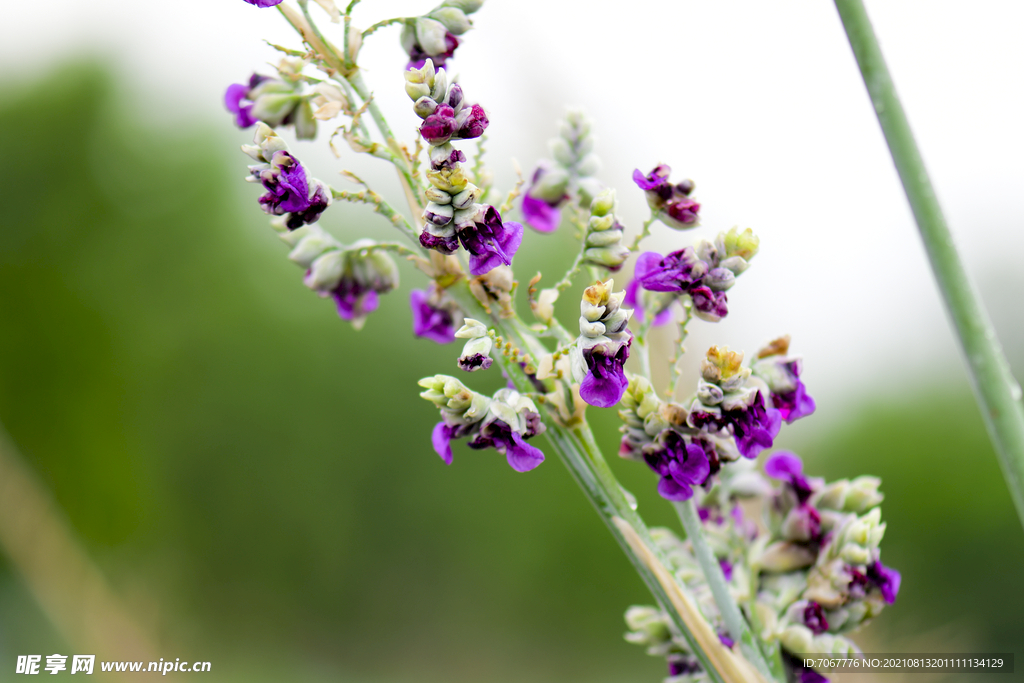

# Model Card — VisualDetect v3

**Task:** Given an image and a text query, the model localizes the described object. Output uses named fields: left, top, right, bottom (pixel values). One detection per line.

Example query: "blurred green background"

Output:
left=0, top=64, right=1020, bottom=682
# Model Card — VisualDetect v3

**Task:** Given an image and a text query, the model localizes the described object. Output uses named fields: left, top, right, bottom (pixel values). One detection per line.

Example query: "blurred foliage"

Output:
left=0, top=64, right=1020, bottom=682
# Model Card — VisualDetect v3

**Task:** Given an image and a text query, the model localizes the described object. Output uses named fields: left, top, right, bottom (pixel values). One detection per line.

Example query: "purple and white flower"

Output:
left=642, top=431, right=713, bottom=501
left=632, top=164, right=700, bottom=229
left=570, top=280, right=634, bottom=408
left=410, top=288, right=459, bottom=344
left=753, top=337, right=817, bottom=424
left=458, top=206, right=524, bottom=276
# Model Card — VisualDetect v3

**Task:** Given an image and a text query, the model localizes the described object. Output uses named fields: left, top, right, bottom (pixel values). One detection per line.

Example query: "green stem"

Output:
left=346, top=70, right=423, bottom=215
left=675, top=499, right=780, bottom=683
left=834, top=0, right=1024, bottom=531
left=362, top=17, right=406, bottom=38
left=330, top=187, right=420, bottom=244
left=665, top=301, right=694, bottom=399
left=629, top=215, right=657, bottom=252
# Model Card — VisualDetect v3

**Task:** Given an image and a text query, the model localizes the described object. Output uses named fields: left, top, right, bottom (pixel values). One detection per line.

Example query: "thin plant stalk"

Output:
left=675, top=499, right=782, bottom=683
left=834, top=0, right=1024, bottom=530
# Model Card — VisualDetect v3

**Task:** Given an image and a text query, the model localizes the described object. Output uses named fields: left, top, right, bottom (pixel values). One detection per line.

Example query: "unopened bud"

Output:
left=428, top=7, right=472, bottom=34
left=304, top=250, right=344, bottom=293
left=415, top=17, right=450, bottom=56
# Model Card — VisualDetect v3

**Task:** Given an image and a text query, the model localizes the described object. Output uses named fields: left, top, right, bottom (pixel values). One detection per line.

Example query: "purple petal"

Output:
left=522, top=193, right=561, bottom=233
left=773, top=381, right=817, bottom=423
left=410, top=290, right=456, bottom=344
left=657, top=476, right=694, bottom=501
left=666, top=197, right=700, bottom=225
left=717, top=632, right=735, bottom=649
left=579, top=346, right=629, bottom=408
left=719, top=558, right=733, bottom=582
left=634, top=252, right=681, bottom=292
left=468, top=221, right=523, bottom=276
left=764, top=451, right=804, bottom=479
left=431, top=422, right=454, bottom=465
left=505, top=432, right=545, bottom=472
left=632, top=166, right=670, bottom=191
left=868, top=560, right=901, bottom=604
left=244, top=0, right=285, bottom=7
left=671, top=443, right=711, bottom=485
left=800, top=669, right=830, bottom=683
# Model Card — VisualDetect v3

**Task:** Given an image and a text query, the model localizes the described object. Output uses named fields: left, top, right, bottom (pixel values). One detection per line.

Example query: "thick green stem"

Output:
left=675, top=500, right=780, bottom=683
left=834, top=0, right=1024, bottom=531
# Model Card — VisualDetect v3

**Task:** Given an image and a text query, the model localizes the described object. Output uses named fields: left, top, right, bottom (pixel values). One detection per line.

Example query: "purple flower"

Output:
left=431, top=421, right=478, bottom=465
left=256, top=151, right=311, bottom=216
left=718, top=631, right=736, bottom=649
left=420, top=104, right=457, bottom=145
left=521, top=193, right=561, bottom=233
left=632, top=164, right=700, bottom=229
left=456, top=103, right=489, bottom=139
left=693, top=391, right=781, bottom=459
left=284, top=181, right=331, bottom=230
left=224, top=74, right=268, bottom=128
left=803, top=601, right=829, bottom=634
left=407, top=31, right=460, bottom=71
left=243, top=0, right=284, bottom=6
left=410, top=289, right=456, bottom=344
left=771, top=360, right=816, bottom=423
left=458, top=206, right=524, bottom=276
left=727, top=392, right=782, bottom=459
left=634, top=249, right=708, bottom=293
left=689, top=285, right=729, bottom=322
left=867, top=560, right=901, bottom=604
left=468, top=418, right=545, bottom=472
left=634, top=248, right=732, bottom=322
left=765, top=451, right=814, bottom=503
left=521, top=164, right=569, bottom=233
left=419, top=230, right=460, bottom=255
left=643, top=431, right=712, bottom=501
left=331, top=278, right=379, bottom=323
left=623, top=278, right=672, bottom=327
left=579, top=343, right=630, bottom=409
left=719, top=558, right=734, bottom=582
left=459, top=353, right=492, bottom=372
left=753, top=342, right=817, bottom=424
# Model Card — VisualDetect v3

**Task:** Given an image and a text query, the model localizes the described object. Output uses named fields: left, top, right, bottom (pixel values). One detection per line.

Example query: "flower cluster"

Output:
left=634, top=227, right=759, bottom=323
left=686, top=346, right=788, bottom=459
left=569, top=280, right=634, bottom=408
left=226, top=4, right=905, bottom=680
left=624, top=454, right=899, bottom=683
left=243, top=124, right=331, bottom=229
left=285, top=229, right=400, bottom=329
left=405, top=61, right=523, bottom=276
left=225, top=58, right=317, bottom=139
left=618, top=376, right=739, bottom=501
left=419, top=375, right=545, bottom=472
left=400, top=0, right=483, bottom=70
left=521, top=109, right=603, bottom=233
left=633, top=164, right=700, bottom=229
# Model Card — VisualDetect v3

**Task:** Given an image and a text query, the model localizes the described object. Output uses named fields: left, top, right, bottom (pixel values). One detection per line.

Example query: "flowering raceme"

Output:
left=226, top=3, right=903, bottom=681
